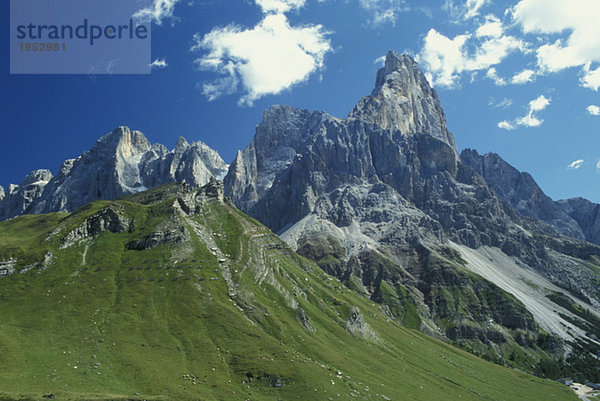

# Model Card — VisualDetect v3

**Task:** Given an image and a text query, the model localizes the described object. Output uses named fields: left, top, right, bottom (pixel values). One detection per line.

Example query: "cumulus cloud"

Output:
left=587, top=105, right=600, bottom=116
left=497, top=120, right=515, bottom=130
left=529, top=94, right=550, bottom=112
left=150, top=58, right=168, bottom=69
left=498, top=94, right=551, bottom=130
left=597, top=160, right=600, bottom=174
left=582, top=65, right=600, bottom=91
left=133, top=0, right=181, bottom=25
left=512, top=0, right=600, bottom=91
left=358, top=0, right=411, bottom=26
left=193, top=5, right=331, bottom=105
left=475, top=16, right=503, bottom=38
left=567, top=159, right=584, bottom=170
left=511, top=69, right=535, bottom=84
left=418, top=24, right=526, bottom=88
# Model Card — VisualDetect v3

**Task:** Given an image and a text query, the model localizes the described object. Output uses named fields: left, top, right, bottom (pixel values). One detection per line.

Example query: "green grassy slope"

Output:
left=0, top=184, right=577, bottom=401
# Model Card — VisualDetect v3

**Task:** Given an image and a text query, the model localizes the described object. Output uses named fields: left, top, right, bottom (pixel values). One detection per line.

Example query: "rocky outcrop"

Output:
left=0, top=258, right=17, bottom=278
left=558, top=197, right=600, bottom=245
left=346, top=307, right=377, bottom=340
left=174, top=179, right=226, bottom=216
left=0, top=127, right=228, bottom=221
left=0, top=169, right=53, bottom=220
left=127, top=226, right=188, bottom=250
left=460, top=149, right=585, bottom=240
left=62, top=205, right=133, bottom=248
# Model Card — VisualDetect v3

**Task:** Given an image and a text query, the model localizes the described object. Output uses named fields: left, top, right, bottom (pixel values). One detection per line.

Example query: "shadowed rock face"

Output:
left=460, top=149, right=585, bottom=241
left=558, top=197, right=600, bottom=245
left=224, top=50, right=600, bottom=362
left=0, top=127, right=228, bottom=221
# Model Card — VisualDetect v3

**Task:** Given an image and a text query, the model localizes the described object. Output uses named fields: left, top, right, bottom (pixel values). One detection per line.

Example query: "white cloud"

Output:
left=374, top=55, right=386, bottom=66
left=150, top=58, right=168, bottom=69
left=515, top=114, right=542, bottom=128
left=358, top=0, right=410, bottom=26
left=464, top=0, right=488, bottom=19
left=193, top=10, right=331, bottom=105
left=587, top=105, right=600, bottom=116
left=418, top=25, right=526, bottom=88
left=529, top=94, right=550, bottom=112
left=444, top=0, right=489, bottom=21
left=597, top=160, right=600, bottom=174
left=418, top=29, right=470, bottom=87
left=256, top=0, right=306, bottom=13
left=498, top=94, right=551, bottom=130
left=133, top=0, right=181, bottom=25
left=582, top=65, right=600, bottom=91
left=511, top=69, right=535, bottom=84
left=498, top=120, right=515, bottom=130
left=567, top=159, right=584, bottom=170
left=475, top=15, right=503, bottom=38
left=512, top=0, right=600, bottom=91
left=486, top=67, right=506, bottom=86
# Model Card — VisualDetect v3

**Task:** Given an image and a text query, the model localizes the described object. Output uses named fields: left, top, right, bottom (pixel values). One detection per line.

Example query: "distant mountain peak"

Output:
left=92, top=126, right=152, bottom=161
left=0, top=127, right=228, bottom=220
left=349, top=51, right=458, bottom=155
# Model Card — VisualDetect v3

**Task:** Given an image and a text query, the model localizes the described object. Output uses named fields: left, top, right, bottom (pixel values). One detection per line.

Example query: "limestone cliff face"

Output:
left=0, top=127, right=228, bottom=220
left=0, top=169, right=52, bottom=219
left=348, top=51, right=458, bottom=155
left=558, top=197, right=600, bottom=244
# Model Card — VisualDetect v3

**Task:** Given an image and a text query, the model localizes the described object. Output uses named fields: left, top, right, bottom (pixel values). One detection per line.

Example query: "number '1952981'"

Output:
left=20, top=42, right=66, bottom=52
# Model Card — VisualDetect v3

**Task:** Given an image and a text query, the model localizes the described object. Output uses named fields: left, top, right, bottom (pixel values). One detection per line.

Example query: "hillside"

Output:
left=0, top=182, right=577, bottom=401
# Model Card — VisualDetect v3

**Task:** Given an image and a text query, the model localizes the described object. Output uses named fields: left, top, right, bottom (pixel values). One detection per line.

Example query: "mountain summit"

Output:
left=349, top=51, right=458, bottom=154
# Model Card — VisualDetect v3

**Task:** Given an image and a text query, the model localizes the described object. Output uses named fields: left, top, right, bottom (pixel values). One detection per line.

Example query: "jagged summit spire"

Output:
left=374, top=51, right=422, bottom=89
left=349, top=51, right=458, bottom=156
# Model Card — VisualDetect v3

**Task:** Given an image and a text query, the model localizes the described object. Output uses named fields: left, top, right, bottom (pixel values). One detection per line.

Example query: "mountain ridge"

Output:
left=0, top=126, right=228, bottom=221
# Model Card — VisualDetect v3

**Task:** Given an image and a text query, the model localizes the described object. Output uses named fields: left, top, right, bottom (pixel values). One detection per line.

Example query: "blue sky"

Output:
left=2, top=0, right=600, bottom=202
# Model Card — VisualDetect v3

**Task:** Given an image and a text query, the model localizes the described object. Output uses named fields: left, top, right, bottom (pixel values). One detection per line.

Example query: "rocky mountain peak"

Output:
left=21, top=169, right=53, bottom=186
left=348, top=51, right=458, bottom=155
left=0, top=186, right=4, bottom=201
left=174, top=136, right=190, bottom=154
left=0, top=126, right=228, bottom=221
left=374, top=51, right=421, bottom=89
left=93, top=126, right=152, bottom=159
